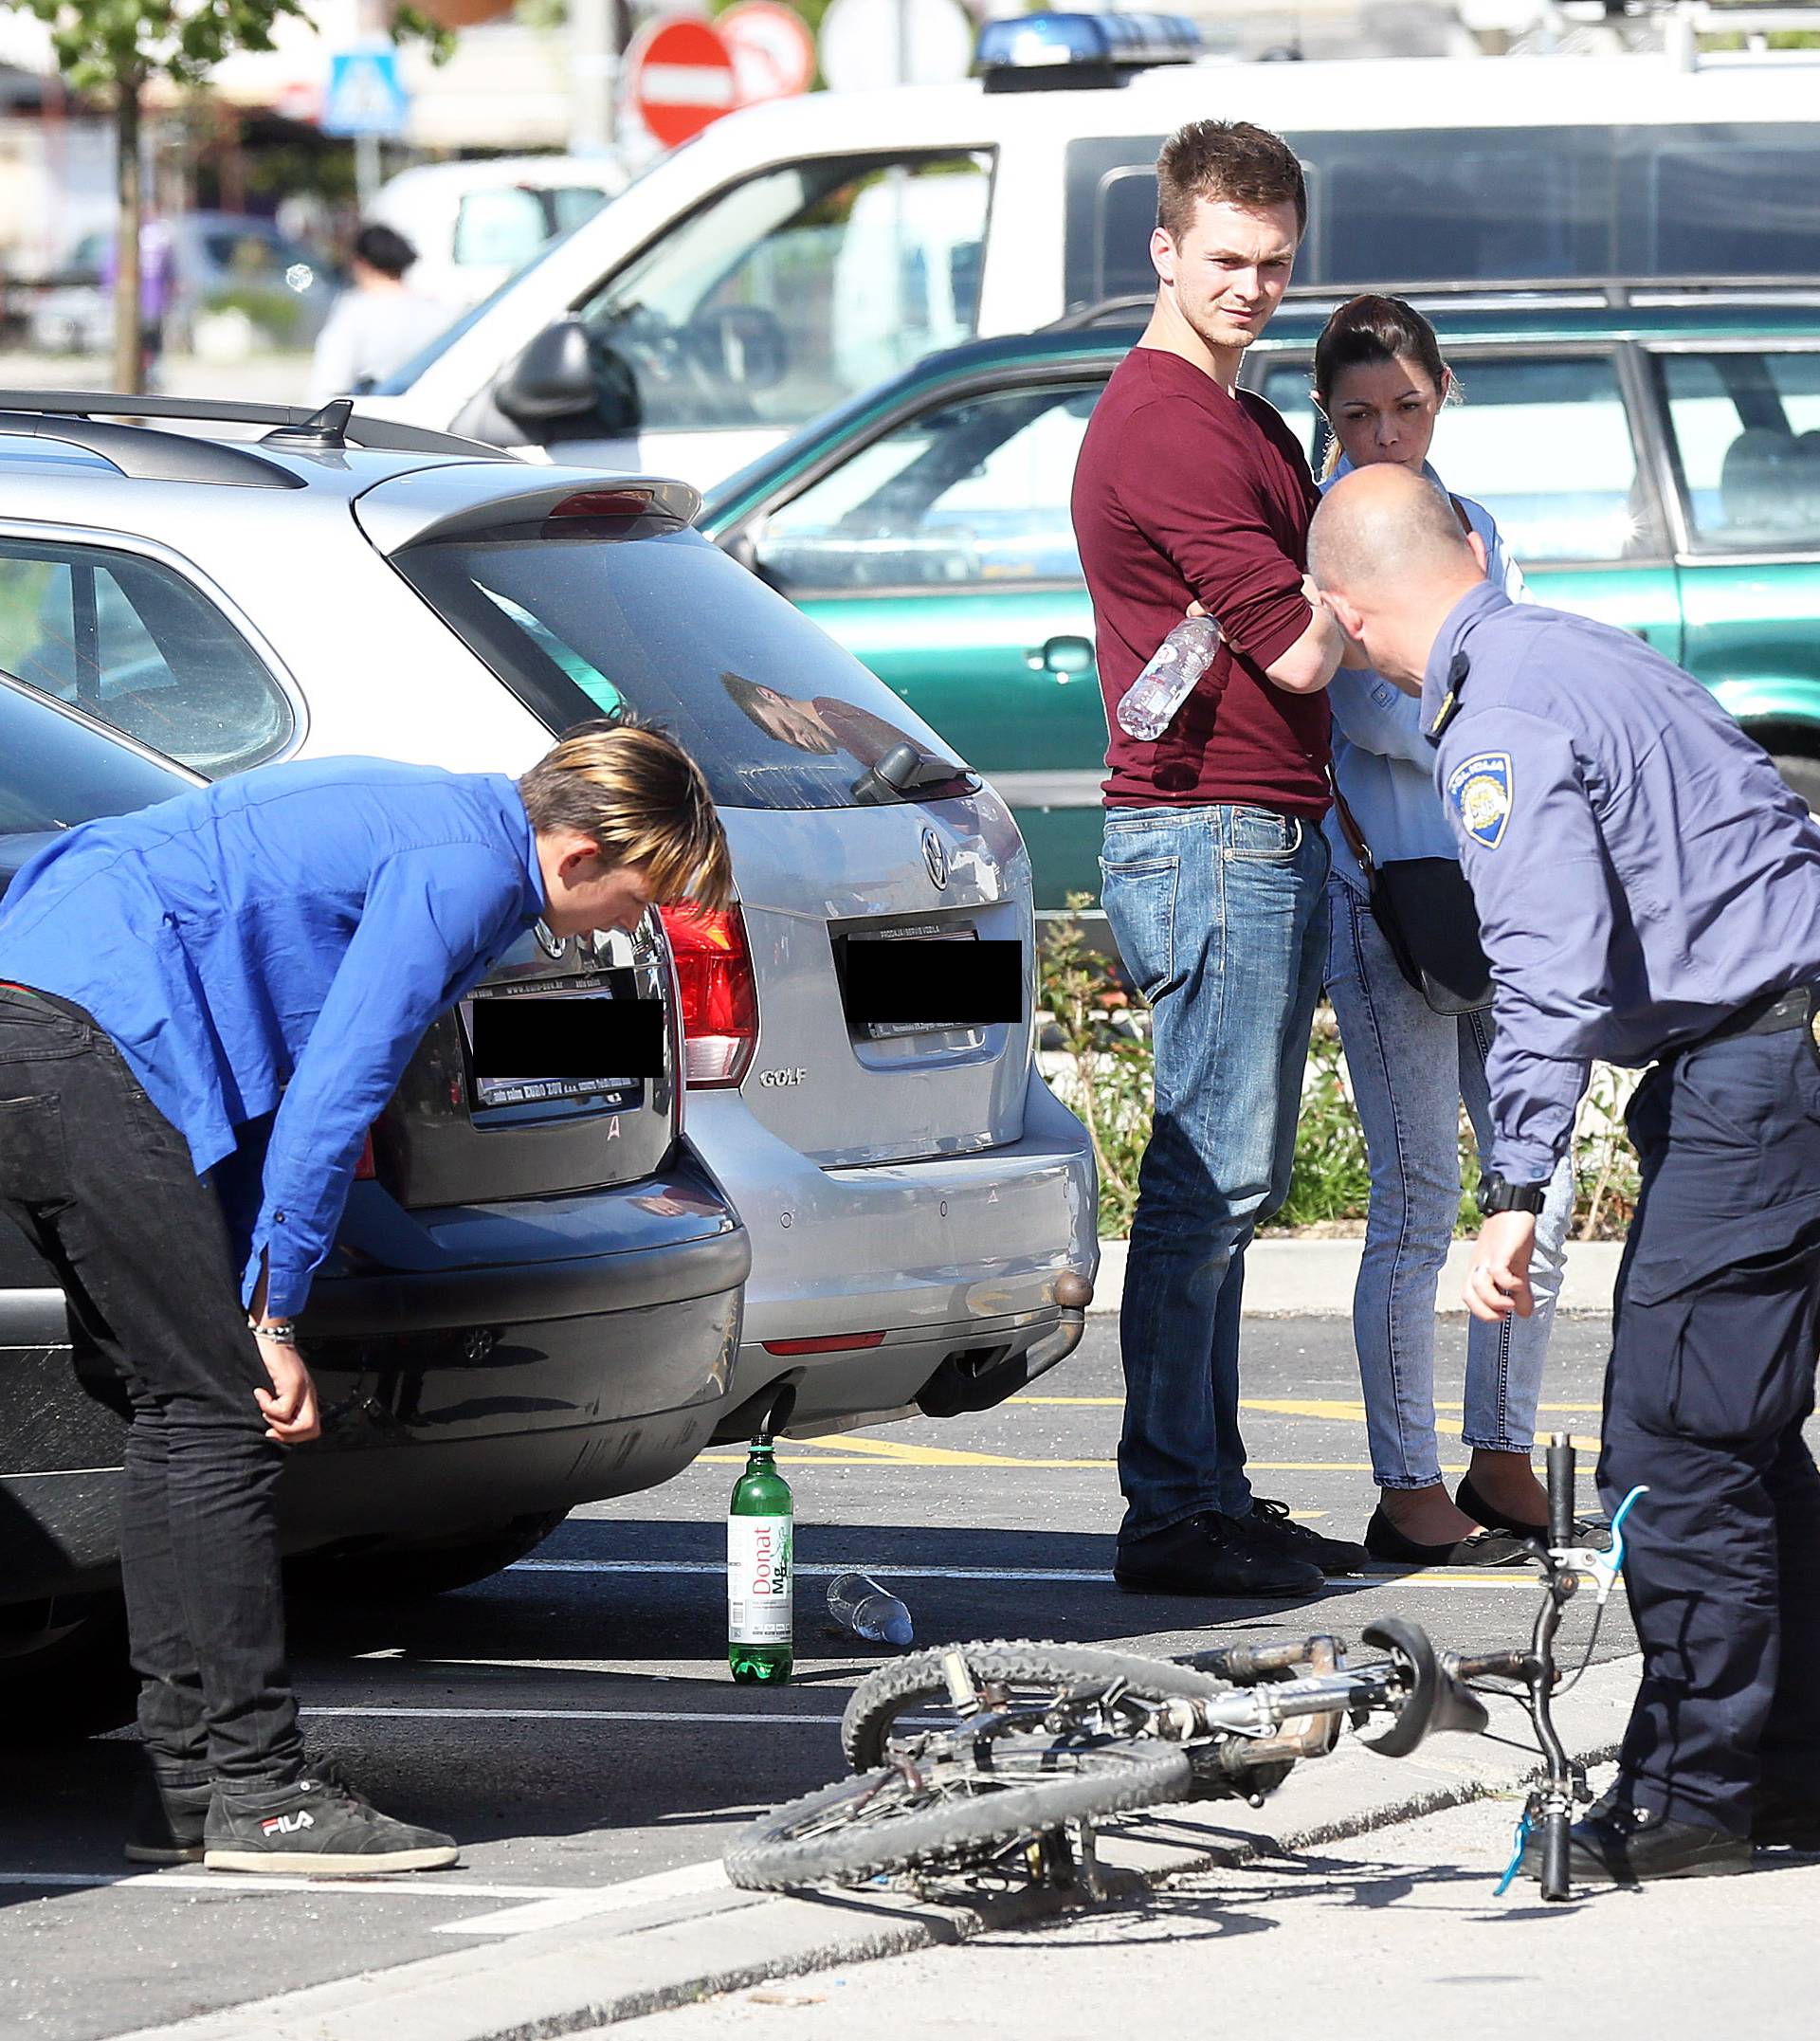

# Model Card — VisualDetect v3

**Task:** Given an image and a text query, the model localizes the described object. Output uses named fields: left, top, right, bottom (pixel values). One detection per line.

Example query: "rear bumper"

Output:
left=689, top=1068, right=1097, bottom=1431
left=0, top=1153, right=750, bottom=1600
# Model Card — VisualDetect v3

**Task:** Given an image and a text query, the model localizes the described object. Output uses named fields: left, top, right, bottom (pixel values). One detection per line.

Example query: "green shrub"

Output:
left=1038, top=893, right=1641, bottom=1241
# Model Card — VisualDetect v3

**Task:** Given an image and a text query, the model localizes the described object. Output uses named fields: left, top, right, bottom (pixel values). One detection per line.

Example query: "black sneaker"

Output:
left=1244, top=1497, right=1370, bottom=1576
left=204, top=1768, right=458, bottom=1876
left=1115, top=1512, right=1324, bottom=1597
left=1752, top=1787, right=1820, bottom=1849
left=1520, top=1802, right=1750, bottom=1886
left=125, top=1772, right=214, bottom=1866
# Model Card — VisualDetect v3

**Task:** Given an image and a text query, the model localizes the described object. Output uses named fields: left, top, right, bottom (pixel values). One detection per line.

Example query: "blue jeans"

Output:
left=1324, top=878, right=1574, bottom=1489
left=1100, top=804, right=1330, bottom=1540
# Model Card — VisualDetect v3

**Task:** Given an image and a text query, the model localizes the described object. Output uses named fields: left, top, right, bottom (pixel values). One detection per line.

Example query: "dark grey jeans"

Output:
left=0, top=985, right=305, bottom=1787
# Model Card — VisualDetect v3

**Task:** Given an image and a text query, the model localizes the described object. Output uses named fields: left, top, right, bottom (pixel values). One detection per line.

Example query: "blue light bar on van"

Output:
left=975, top=11, right=1202, bottom=90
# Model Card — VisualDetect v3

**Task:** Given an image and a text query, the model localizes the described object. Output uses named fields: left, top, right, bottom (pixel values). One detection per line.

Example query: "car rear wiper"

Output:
left=849, top=742, right=978, bottom=807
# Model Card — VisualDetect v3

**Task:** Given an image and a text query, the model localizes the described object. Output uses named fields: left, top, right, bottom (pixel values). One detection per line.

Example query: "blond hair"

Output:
left=518, top=720, right=734, bottom=911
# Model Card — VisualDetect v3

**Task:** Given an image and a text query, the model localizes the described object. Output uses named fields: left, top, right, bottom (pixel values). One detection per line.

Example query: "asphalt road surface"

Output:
left=2, top=1315, right=1631, bottom=2041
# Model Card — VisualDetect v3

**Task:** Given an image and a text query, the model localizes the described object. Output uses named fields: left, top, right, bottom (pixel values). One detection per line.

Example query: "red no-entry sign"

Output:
left=626, top=17, right=740, bottom=151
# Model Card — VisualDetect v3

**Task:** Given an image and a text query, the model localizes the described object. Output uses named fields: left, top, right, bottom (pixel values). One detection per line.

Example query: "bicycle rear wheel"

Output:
left=726, top=1739, right=1193, bottom=1892
left=841, top=1639, right=1228, bottom=1771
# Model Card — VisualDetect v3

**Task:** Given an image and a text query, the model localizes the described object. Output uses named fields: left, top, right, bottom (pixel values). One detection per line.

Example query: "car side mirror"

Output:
left=495, top=319, right=601, bottom=427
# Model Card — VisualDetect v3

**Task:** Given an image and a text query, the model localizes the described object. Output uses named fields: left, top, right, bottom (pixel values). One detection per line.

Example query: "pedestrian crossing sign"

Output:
left=323, top=46, right=410, bottom=139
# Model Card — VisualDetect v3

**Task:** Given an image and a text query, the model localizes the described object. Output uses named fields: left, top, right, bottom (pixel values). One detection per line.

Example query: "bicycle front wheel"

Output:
left=725, top=1740, right=1193, bottom=1893
left=842, top=1639, right=1228, bottom=1771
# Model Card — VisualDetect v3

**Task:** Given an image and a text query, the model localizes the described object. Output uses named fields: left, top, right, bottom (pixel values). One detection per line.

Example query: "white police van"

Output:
left=353, top=13, right=1820, bottom=486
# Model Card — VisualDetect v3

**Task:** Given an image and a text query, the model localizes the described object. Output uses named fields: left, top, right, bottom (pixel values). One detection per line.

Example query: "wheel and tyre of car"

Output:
left=285, top=1508, right=570, bottom=1602
left=724, top=1739, right=1193, bottom=1893
left=0, top=1595, right=136, bottom=1742
left=841, top=1639, right=1228, bottom=1771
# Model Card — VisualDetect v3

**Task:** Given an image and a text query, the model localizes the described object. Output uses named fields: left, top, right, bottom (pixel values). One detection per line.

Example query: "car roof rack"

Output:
left=0, top=408, right=306, bottom=489
left=0, top=389, right=513, bottom=462
left=1048, top=276, right=1820, bottom=332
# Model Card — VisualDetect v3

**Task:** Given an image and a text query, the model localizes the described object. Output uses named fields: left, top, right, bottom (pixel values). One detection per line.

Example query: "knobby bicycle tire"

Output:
left=842, top=1639, right=1228, bottom=1771
left=725, top=1740, right=1194, bottom=1892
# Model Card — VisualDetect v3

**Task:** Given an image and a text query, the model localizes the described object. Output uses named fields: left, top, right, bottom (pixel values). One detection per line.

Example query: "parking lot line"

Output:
left=302, top=1706, right=854, bottom=1724
left=504, top=1560, right=1553, bottom=1592
left=699, top=1454, right=1512, bottom=1472
left=0, top=1871, right=591, bottom=1897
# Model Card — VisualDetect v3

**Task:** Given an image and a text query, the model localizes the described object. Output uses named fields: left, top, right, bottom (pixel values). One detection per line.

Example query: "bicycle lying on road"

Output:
left=725, top=1437, right=1645, bottom=1904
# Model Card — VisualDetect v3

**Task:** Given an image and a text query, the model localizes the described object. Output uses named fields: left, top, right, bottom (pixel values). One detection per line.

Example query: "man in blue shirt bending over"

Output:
left=0, top=723, right=730, bottom=1876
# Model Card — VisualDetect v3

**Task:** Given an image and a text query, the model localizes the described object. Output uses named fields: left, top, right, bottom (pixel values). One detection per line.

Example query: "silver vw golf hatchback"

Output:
left=0, top=392, right=1097, bottom=1477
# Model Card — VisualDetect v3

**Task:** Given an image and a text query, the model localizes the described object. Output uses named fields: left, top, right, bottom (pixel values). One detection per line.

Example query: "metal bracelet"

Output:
left=248, top=1320, right=299, bottom=1344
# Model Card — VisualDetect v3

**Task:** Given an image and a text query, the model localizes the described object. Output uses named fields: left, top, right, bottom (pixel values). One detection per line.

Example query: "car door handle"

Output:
left=1025, top=635, right=1095, bottom=677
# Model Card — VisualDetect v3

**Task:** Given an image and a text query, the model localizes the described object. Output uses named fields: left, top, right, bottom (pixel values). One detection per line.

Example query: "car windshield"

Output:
left=0, top=682, right=186, bottom=862
left=396, top=523, right=970, bottom=810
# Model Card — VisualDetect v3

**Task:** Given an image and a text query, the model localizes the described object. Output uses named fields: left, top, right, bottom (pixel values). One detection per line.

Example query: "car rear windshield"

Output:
left=398, top=523, right=970, bottom=811
left=0, top=683, right=187, bottom=856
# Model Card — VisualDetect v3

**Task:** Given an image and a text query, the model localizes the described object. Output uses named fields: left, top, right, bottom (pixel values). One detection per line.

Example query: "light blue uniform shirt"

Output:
left=0, top=758, right=545, bottom=1317
left=1425, top=582, right=1820, bottom=1182
left=1320, top=459, right=1528, bottom=892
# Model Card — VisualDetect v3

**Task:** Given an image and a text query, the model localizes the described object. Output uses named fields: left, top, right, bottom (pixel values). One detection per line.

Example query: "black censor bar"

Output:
left=471, top=993, right=665, bottom=1078
left=842, top=938, right=1023, bottom=1027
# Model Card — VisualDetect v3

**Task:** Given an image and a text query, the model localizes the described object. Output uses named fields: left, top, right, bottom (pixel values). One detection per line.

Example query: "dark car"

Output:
left=0, top=677, right=749, bottom=1735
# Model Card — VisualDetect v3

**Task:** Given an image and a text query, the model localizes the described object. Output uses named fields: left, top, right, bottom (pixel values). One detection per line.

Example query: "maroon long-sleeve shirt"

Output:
left=1071, top=346, right=1330, bottom=815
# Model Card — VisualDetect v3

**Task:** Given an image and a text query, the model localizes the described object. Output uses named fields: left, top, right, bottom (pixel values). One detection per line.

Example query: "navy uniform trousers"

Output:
left=1600, top=1003, right=1820, bottom=1835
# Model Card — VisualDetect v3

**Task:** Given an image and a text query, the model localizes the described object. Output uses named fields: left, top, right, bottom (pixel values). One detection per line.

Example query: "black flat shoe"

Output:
left=1363, top=1506, right=1531, bottom=1569
left=1455, top=1474, right=1610, bottom=1547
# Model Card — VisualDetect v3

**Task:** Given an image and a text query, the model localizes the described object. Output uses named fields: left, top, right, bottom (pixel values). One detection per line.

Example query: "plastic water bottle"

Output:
left=728, top=1436, right=792, bottom=1685
left=1116, top=615, right=1224, bottom=741
left=827, top=1571, right=914, bottom=1648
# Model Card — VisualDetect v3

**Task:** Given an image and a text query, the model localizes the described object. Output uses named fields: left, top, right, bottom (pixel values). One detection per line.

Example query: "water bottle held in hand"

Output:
left=827, top=1570, right=914, bottom=1648
left=1117, top=614, right=1223, bottom=742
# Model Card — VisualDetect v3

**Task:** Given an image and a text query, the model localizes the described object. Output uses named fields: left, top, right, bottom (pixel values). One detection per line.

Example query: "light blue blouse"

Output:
left=1321, top=458, right=1529, bottom=894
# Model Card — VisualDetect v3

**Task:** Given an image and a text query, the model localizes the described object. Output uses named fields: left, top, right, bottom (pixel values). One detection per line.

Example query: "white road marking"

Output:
left=0, top=1863, right=734, bottom=1937
left=301, top=1705, right=851, bottom=1723
left=510, top=1558, right=1554, bottom=1590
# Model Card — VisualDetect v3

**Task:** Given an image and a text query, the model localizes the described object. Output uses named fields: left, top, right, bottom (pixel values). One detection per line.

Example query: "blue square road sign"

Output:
left=323, top=46, right=410, bottom=139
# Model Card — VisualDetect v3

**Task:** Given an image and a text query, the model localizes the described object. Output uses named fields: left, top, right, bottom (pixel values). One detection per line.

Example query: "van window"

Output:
left=1065, top=123, right=1820, bottom=307
left=1260, top=352, right=1653, bottom=562
left=397, top=524, right=973, bottom=810
left=1656, top=349, right=1820, bottom=548
left=573, top=153, right=992, bottom=436
left=0, top=540, right=292, bottom=775
left=755, top=381, right=1101, bottom=593
left=453, top=186, right=610, bottom=270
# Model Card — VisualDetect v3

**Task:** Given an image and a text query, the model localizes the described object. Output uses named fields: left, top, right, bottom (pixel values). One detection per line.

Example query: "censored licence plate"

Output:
left=840, top=926, right=1024, bottom=1039
left=461, top=977, right=661, bottom=1110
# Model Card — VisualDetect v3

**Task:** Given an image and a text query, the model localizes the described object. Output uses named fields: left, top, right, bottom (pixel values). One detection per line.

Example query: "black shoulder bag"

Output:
left=1327, top=776, right=1493, bottom=1016
left=1324, top=489, right=1495, bottom=1018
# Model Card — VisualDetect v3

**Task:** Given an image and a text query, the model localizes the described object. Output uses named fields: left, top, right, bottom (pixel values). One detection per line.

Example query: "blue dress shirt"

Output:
left=1424, top=581, right=1820, bottom=1182
left=0, top=757, right=545, bottom=1317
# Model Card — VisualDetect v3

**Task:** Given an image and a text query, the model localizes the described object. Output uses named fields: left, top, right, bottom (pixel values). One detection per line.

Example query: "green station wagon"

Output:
left=701, top=285, right=1820, bottom=924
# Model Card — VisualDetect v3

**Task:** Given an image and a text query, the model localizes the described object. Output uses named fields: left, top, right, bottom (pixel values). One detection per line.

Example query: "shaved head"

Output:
left=1308, top=464, right=1489, bottom=692
left=1308, top=464, right=1475, bottom=600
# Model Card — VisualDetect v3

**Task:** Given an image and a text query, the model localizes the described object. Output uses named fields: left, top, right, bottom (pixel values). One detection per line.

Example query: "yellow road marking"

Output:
left=1014, top=1396, right=1606, bottom=1415
left=701, top=1455, right=1498, bottom=1474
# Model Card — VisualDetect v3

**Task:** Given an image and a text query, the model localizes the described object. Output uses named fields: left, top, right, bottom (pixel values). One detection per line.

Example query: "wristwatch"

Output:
left=1475, top=1172, right=1549, bottom=1216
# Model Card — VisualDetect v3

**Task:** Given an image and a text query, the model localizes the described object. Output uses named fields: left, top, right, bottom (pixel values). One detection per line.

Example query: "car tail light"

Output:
left=354, top=1130, right=378, bottom=1180
left=762, top=1332, right=886, bottom=1356
left=659, top=903, right=758, bottom=1088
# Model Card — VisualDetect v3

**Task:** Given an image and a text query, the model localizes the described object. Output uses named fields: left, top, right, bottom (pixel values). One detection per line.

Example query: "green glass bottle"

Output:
left=727, top=1436, right=793, bottom=1685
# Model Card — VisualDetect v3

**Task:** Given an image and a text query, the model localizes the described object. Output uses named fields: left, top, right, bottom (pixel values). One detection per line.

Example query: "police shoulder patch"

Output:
left=1446, top=751, right=1514, bottom=850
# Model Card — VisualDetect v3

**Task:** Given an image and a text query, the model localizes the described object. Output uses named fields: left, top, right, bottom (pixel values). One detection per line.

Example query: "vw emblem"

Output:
left=534, top=920, right=566, bottom=960
left=921, top=829, right=949, bottom=891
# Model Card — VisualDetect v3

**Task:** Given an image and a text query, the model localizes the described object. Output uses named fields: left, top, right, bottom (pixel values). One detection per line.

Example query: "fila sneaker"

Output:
left=203, top=1768, right=457, bottom=1875
left=124, top=1771, right=214, bottom=1865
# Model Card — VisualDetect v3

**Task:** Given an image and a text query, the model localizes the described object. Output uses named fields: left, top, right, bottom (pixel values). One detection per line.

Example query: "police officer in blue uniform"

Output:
left=1309, top=463, right=1820, bottom=1884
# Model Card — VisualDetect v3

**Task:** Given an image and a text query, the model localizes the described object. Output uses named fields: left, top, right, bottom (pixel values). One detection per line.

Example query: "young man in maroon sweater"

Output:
left=1072, top=119, right=1367, bottom=1595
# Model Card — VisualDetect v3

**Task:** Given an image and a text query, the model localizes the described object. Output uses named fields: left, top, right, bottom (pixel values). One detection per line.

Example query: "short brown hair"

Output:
left=1156, top=119, right=1306, bottom=244
left=519, top=720, right=734, bottom=911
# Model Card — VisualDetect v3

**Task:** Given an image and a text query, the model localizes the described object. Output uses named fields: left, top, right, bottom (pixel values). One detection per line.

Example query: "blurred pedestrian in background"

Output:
left=1312, top=297, right=1575, bottom=1566
left=100, top=216, right=174, bottom=391
left=309, top=223, right=450, bottom=405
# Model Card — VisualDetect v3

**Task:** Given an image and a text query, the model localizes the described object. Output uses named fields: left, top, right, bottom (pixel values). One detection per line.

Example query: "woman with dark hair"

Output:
left=1314, top=296, right=1575, bottom=1564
